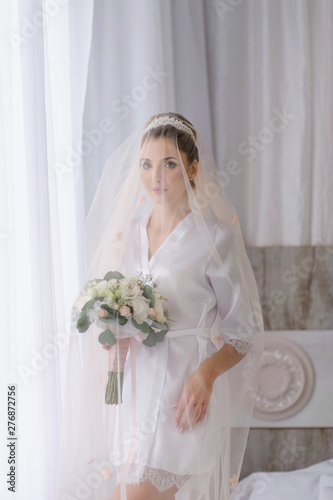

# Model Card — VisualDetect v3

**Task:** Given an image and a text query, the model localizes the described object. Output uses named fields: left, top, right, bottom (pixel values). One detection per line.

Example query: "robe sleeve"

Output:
left=205, top=222, right=257, bottom=354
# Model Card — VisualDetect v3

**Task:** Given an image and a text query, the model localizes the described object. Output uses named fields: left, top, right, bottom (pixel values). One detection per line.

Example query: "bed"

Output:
left=236, top=459, right=333, bottom=499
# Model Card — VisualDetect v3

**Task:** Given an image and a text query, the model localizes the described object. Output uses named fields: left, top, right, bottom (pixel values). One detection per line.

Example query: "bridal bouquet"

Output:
left=75, top=271, right=169, bottom=405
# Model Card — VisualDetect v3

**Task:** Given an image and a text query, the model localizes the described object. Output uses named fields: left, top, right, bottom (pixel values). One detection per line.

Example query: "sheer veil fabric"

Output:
left=55, top=113, right=264, bottom=500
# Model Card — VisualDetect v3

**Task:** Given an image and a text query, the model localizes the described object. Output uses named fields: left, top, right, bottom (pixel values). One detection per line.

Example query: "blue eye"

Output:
left=165, top=162, right=176, bottom=169
left=141, top=162, right=151, bottom=169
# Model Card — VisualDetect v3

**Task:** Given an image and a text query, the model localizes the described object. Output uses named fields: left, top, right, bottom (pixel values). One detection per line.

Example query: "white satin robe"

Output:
left=108, top=211, right=251, bottom=496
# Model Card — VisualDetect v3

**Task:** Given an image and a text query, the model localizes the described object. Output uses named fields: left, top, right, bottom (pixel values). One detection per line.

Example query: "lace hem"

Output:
left=123, top=463, right=192, bottom=492
left=225, top=338, right=253, bottom=354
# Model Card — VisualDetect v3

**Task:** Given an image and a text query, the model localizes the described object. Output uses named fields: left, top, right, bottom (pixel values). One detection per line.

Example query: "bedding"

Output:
left=236, top=459, right=333, bottom=500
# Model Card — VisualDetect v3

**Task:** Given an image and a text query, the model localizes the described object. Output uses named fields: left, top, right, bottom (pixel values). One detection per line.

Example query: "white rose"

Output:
left=131, top=296, right=150, bottom=324
left=104, top=296, right=114, bottom=307
left=95, top=280, right=109, bottom=296
left=153, top=294, right=165, bottom=323
left=88, top=287, right=98, bottom=299
left=119, top=277, right=140, bottom=298
left=127, top=285, right=141, bottom=298
left=108, top=278, right=118, bottom=288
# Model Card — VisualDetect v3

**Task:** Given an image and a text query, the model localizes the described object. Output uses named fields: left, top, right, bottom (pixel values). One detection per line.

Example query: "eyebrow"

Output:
left=140, top=156, right=178, bottom=163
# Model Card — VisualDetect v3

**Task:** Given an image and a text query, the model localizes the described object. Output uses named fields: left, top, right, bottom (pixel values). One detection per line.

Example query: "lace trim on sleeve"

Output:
left=225, top=338, right=252, bottom=354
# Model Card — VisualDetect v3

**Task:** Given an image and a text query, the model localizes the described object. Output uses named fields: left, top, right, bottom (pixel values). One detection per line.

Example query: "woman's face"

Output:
left=140, top=137, right=194, bottom=206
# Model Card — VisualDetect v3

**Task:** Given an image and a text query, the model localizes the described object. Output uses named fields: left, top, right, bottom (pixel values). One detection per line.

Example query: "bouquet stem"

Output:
left=105, top=338, right=130, bottom=405
left=105, top=371, right=124, bottom=404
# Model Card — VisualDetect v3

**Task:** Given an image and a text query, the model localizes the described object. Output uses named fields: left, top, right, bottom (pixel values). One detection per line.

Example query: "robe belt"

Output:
left=166, top=328, right=211, bottom=339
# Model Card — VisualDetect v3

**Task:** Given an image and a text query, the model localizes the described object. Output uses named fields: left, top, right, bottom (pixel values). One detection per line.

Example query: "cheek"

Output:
left=170, top=169, right=186, bottom=189
left=140, top=169, right=148, bottom=186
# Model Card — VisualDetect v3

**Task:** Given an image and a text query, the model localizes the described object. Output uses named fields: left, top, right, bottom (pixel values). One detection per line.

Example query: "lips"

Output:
left=152, top=187, right=166, bottom=194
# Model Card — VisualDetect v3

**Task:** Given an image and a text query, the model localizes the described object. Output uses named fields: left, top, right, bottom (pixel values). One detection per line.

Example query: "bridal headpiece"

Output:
left=145, top=115, right=196, bottom=142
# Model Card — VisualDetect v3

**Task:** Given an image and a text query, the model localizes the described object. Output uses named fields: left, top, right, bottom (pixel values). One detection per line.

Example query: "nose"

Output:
left=151, top=166, right=163, bottom=184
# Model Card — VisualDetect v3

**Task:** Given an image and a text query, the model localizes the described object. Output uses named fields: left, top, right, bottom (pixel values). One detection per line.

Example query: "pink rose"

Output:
left=148, top=307, right=156, bottom=316
left=99, top=309, right=109, bottom=318
left=120, top=305, right=131, bottom=317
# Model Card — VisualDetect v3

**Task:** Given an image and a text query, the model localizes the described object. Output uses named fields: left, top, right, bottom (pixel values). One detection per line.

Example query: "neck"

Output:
left=150, top=202, right=191, bottom=234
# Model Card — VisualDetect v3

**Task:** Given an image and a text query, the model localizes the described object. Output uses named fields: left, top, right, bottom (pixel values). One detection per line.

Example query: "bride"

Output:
left=55, top=113, right=264, bottom=500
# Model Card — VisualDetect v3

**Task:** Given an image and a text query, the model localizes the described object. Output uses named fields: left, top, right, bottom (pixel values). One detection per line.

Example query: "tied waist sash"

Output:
left=130, top=327, right=212, bottom=344
left=165, top=327, right=211, bottom=340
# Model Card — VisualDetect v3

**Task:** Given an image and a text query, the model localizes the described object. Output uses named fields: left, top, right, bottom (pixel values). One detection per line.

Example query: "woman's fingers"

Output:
left=174, top=369, right=213, bottom=432
left=196, top=401, right=208, bottom=423
left=190, top=403, right=203, bottom=429
left=174, top=399, right=185, bottom=430
left=180, top=396, right=196, bottom=431
left=175, top=395, right=202, bottom=432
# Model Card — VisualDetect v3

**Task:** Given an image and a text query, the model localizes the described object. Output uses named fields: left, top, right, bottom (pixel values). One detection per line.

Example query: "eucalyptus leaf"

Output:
left=143, top=285, right=152, bottom=295
left=142, top=332, right=157, bottom=347
left=131, top=318, right=150, bottom=333
left=99, top=316, right=117, bottom=324
left=98, top=329, right=116, bottom=346
left=155, top=330, right=166, bottom=342
left=118, top=315, right=128, bottom=326
left=81, top=298, right=95, bottom=314
left=146, top=292, right=155, bottom=307
left=143, top=286, right=155, bottom=307
left=152, top=320, right=168, bottom=332
left=104, top=271, right=124, bottom=281
left=76, top=315, right=91, bottom=333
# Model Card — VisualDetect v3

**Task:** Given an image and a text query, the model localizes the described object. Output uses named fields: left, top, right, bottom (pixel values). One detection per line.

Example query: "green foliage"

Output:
left=155, top=330, right=166, bottom=342
left=100, top=304, right=114, bottom=315
left=131, top=318, right=150, bottom=333
left=152, top=320, right=168, bottom=332
left=81, top=298, right=95, bottom=315
left=118, top=315, right=128, bottom=326
left=98, top=329, right=116, bottom=346
left=142, top=332, right=157, bottom=347
left=104, top=271, right=124, bottom=281
left=76, top=315, right=91, bottom=333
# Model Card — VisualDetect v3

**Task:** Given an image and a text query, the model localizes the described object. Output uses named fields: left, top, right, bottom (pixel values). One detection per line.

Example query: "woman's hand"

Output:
left=173, top=344, right=246, bottom=433
left=173, top=366, right=215, bottom=433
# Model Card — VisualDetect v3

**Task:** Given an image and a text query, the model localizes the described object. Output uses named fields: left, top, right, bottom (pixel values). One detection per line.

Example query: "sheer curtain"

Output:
left=84, top=0, right=333, bottom=246
left=1, top=1, right=332, bottom=499
left=0, top=1, right=93, bottom=498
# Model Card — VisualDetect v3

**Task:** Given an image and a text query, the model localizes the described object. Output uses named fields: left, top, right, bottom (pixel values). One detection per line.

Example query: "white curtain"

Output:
left=84, top=0, right=333, bottom=246
left=1, top=1, right=332, bottom=499
left=0, top=1, right=93, bottom=498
